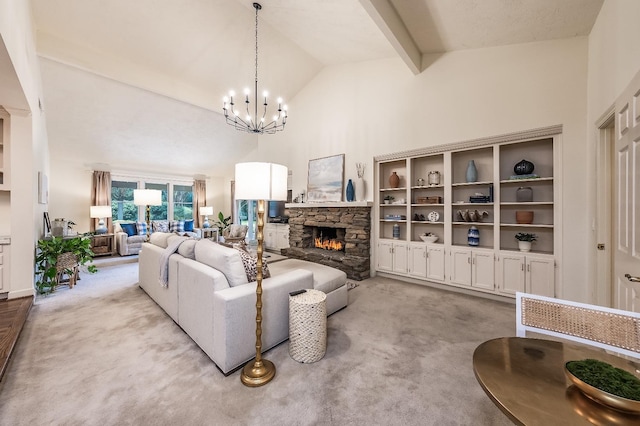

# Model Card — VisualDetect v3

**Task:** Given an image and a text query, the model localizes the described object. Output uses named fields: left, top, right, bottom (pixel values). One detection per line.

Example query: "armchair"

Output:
left=222, top=224, right=248, bottom=245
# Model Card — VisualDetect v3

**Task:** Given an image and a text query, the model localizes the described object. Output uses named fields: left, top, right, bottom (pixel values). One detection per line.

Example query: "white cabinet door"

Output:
left=472, top=250, right=495, bottom=290
left=263, top=225, right=276, bottom=249
left=378, top=241, right=394, bottom=272
left=276, top=225, right=290, bottom=249
left=527, top=255, right=555, bottom=297
left=497, top=253, right=526, bottom=296
left=450, top=247, right=472, bottom=286
left=393, top=242, right=408, bottom=274
left=409, top=244, right=427, bottom=278
left=426, top=245, right=446, bottom=282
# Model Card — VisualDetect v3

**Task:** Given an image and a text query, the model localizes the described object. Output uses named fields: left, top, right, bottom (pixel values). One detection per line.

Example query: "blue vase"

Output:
left=346, top=179, right=355, bottom=202
left=467, top=226, right=479, bottom=246
left=466, top=160, right=478, bottom=183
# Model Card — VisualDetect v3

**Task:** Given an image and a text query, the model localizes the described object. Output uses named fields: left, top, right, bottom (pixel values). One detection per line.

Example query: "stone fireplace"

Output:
left=283, top=203, right=372, bottom=280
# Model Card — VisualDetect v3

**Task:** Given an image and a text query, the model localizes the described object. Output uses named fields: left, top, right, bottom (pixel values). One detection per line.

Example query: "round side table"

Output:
left=289, top=289, right=327, bottom=363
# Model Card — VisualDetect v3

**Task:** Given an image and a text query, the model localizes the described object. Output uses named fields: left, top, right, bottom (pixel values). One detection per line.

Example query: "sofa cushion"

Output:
left=136, top=221, right=147, bottom=236
left=149, top=232, right=173, bottom=248
left=152, top=220, right=169, bottom=233
left=178, top=239, right=197, bottom=259
left=170, top=220, right=185, bottom=233
left=194, top=240, right=248, bottom=287
left=120, top=223, right=137, bottom=237
left=235, top=248, right=270, bottom=282
left=184, top=219, right=194, bottom=232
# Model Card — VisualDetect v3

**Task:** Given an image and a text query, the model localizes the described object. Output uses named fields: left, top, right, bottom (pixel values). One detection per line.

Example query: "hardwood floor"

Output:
left=0, top=296, right=33, bottom=382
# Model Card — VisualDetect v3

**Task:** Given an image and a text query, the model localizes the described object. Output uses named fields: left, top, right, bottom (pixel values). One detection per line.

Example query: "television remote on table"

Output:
left=289, top=289, right=307, bottom=296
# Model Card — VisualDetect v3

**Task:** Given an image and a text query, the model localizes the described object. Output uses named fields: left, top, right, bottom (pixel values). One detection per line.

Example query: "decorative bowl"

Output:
left=515, top=210, right=534, bottom=224
left=564, top=363, right=640, bottom=413
left=420, top=235, right=438, bottom=243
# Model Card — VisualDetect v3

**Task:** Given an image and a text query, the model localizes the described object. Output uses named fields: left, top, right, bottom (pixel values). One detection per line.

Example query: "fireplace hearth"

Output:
left=283, top=203, right=371, bottom=280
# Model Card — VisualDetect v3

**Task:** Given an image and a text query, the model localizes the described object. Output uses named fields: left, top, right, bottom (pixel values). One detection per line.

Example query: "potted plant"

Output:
left=383, top=195, right=394, bottom=204
left=515, top=232, right=537, bottom=252
left=214, top=212, right=232, bottom=233
left=35, top=236, right=98, bottom=295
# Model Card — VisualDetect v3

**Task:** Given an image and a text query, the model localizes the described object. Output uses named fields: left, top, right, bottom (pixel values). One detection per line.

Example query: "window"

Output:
left=111, top=180, right=137, bottom=221
left=145, top=183, right=168, bottom=220
left=173, top=185, right=193, bottom=220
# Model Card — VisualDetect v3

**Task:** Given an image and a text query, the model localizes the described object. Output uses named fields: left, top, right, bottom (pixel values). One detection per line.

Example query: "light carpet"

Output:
left=0, top=263, right=514, bottom=425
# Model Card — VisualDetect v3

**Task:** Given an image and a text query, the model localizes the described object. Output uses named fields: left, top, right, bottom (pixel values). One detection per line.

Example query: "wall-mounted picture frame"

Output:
left=307, top=154, right=345, bottom=202
left=38, top=171, right=49, bottom=204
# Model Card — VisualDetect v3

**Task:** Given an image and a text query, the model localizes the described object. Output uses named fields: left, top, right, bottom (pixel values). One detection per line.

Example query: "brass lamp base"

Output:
left=240, top=359, right=276, bottom=387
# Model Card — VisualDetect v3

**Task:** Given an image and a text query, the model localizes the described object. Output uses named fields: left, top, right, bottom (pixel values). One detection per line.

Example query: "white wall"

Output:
left=258, top=37, right=590, bottom=301
left=0, top=0, right=49, bottom=298
left=586, top=0, right=640, bottom=303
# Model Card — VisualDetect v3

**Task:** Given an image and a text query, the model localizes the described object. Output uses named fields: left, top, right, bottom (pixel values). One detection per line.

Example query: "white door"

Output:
left=449, top=247, right=471, bottom=286
left=409, top=245, right=427, bottom=278
left=614, top=70, right=640, bottom=312
left=377, top=241, right=393, bottom=272
left=426, top=245, right=446, bottom=282
left=497, top=253, right=525, bottom=296
left=527, top=255, right=555, bottom=297
left=472, top=250, right=495, bottom=290
left=393, top=242, right=408, bottom=274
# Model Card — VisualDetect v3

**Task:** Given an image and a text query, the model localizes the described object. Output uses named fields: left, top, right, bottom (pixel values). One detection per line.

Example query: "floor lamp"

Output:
left=235, top=162, right=288, bottom=387
left=133, top=189, right=162, bottom=238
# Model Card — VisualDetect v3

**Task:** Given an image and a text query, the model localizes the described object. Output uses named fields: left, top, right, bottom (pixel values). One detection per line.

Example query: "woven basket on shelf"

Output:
left=289, top=289, right=327, bottom=363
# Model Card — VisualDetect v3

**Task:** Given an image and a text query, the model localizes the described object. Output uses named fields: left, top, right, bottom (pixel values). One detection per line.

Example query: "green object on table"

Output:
left=566, top=359, right=640, bottom=401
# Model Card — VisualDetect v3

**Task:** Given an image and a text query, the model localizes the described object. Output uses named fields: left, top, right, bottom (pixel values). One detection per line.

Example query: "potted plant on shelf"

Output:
left=515, top=232, right=537, bottom=252
left=35, top=236, right=98, bottom=295
left=383, top=195, right=394, bottom=205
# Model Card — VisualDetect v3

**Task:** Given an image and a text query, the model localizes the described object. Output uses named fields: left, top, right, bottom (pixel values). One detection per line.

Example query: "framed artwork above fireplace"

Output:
left=307, top=154, right=344, bottom=202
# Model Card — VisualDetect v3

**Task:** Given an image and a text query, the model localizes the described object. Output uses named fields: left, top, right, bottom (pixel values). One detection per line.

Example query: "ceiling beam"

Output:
left=359, top=0, right=422, bottom=75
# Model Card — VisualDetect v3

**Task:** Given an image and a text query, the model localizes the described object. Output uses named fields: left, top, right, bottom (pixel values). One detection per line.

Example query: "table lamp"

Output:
left=90, top=205, right=112, bottom=234
left=235, top=162, right=288, bottom=387
left=133, top=189, right=162, bottom=238
left=199, top=206, right=214, bottom=228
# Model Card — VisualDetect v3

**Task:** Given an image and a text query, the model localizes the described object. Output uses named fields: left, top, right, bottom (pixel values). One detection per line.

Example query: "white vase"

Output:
left=518, top=241, right=532, bottom=252
left=356, top=177, right=365, bottom=202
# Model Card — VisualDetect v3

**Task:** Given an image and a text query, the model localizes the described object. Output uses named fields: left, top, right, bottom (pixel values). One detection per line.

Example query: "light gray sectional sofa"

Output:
left=138, top=233, right=348, bottom=374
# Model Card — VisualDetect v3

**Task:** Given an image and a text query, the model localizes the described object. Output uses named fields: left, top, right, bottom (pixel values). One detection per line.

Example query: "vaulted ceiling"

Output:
left=30, top=0, right=604, bottom=176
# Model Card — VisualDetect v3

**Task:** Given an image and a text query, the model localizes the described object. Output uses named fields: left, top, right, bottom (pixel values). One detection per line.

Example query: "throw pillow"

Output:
left=152, top=220, right=169, bottom=233
left=177, top=239, right=197, bottom=259
left=183, top=219, right=194, bottom=232
left=235, top=247, right=270, bottom=282
left=169, top=220, right=185, bottom=233
left=136, top=221, right=147, bottom=236
left=120, top=223, right=137, bottom=237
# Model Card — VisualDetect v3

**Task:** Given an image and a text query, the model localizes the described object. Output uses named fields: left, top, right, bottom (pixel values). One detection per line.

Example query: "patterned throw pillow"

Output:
left=235, top=248, right=270, bottom=282
left=169, top=220, right=185, bottom=233
left=183, top=219, right=194, bottom=232
left=136, top=221, right=147, bottom=236
left=120, top=223, right=137, bottom=237
left=152, top=220, right=169, bottom=233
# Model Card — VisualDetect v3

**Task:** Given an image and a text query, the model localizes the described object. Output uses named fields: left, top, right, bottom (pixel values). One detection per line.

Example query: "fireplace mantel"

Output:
left=285, top=201, right=372, bottom=208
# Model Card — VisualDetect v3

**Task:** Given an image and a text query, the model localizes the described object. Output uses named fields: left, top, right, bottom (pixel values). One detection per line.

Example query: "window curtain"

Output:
left=91, top=171, right=112, bottom=232
left=193, top=179, right=206, bottom=228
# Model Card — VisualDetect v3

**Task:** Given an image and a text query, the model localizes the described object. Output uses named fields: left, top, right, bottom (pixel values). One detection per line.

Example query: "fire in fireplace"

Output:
left=312, top=226, right=345, bottom=252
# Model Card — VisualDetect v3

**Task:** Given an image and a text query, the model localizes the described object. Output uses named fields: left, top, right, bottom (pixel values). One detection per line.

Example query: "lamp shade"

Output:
left=134, top=189, right=162, bottom=206
left=235, top=162, right=288, bottom=201
left=90, top=205, right=112, bottom=219
left=199, top=206, right=214, bottom=216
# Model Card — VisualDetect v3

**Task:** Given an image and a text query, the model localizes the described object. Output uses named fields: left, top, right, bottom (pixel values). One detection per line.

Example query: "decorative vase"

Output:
left=514, top=159, right=535, bottom=175
left=516, top=187, right=533, bottom=202
left=389, top=171, right=400, bottom=188
left=356, top=177, right=365, bottom=202
left=417, top=178, right=425, bottom=187
left=467, top=226, right=479, bottom=246
left=518, top=241, right=532, bottom=252
left=515, top=211, right=534, bottom=224
left=392, top=223, right=400, bottom=239
left=346, top=179, right=355, bottom=202
left=466, top=160, right=478, bottom=183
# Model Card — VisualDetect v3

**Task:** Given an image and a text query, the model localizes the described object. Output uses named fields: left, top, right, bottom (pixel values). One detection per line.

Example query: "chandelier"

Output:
left=223, top=3, right=288, bottom=134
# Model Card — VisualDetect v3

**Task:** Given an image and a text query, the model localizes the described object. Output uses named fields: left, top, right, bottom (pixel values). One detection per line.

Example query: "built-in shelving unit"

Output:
left=374, top=126, right=561, bottom=298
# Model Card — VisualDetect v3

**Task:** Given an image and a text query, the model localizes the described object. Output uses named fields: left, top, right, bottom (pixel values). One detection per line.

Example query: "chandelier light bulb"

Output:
left=223, top=96, right=229, bottom=103
left=277, top=97, right=282, bottom=104
left=244, top=88, right=250, bottom=95
left=229, top=90, right=235, bottom=97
